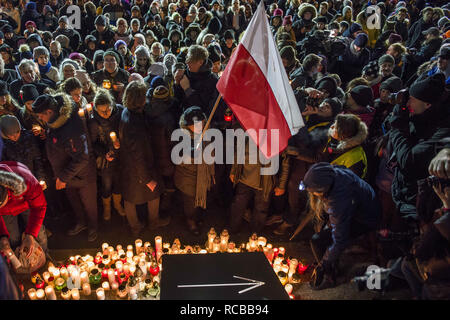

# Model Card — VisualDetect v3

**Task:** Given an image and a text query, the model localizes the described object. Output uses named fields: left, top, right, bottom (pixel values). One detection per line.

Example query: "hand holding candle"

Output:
left=109, top=131, right=120, bottom=149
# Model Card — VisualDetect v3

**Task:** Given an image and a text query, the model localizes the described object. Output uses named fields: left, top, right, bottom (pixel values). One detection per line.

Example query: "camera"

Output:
left=388, top=88, right=409, bottom=106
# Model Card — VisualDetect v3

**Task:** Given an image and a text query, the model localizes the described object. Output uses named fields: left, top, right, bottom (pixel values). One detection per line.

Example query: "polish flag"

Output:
left=216, top=1, right=304, bottom=158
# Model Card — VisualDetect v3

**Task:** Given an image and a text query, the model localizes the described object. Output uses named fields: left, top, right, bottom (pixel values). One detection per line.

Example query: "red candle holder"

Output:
left=35, top=279, right=45, bottom=290
left=101, top=268, right=109, bottom=279
left=273, top=248, right=279, bottom=258
left=149, top=264, right=160, bottom=277
left=289, top=294, right=295, bottom=300
left=298, top=263, right=308, bottom=274
left=117, top=273, right=128, bottom=285
left=94, top=256, right=102, bottom=265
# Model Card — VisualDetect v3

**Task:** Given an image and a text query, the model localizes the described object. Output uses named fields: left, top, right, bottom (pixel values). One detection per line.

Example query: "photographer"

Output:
left=387, top=73, right=450, bottom=227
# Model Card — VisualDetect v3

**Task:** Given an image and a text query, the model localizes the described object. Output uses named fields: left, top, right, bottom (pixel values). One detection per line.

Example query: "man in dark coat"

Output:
left=405, top=7, right=435, bottom=50
left=32, top=94, right=98, bottom=242
left=387, top=73, right=450, bottom=223
left=174, top=45, right=223, bottom=123
left=338, top=33, right=371, bottom=86
left=91, top=51, right=130, bottom=103
left=305, top=162, right=381, bottom=290
left=90, top=15, right=116, bottom=52
left=52, top=16, right=82, bottom=52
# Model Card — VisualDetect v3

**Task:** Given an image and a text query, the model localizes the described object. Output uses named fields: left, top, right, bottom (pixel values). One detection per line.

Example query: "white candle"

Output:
left=71, top=288, right=80, bottom=300
left=102, top=281, right=110, bottom=291
left=116, top=261, right=123, bottom=273
left=85, top=103, right=93, bottom=113
left=111, top=282, right=119, bottom=291
left=80, top=271, right=89, bottom=285
left=52, top=268, right=60, bottom=279
left=279, top=247, right=286, bottom=256
left=285, top=284, right=293, bottom=295
left=127, top=245, right=133, bottom=252
left=28, top=288, right=37, bottom=300
left=43, top=271, right=51, bottom=283
left=61, top=288, right=71, bottom=300
left=45, top=286, right=57, bottom=300
left=129, top=288, right=138, bottom=300
left=123, top=264, right=130, bottom=274
left=78, top=108, right=85, bottom=118
left=155, top=236, right=162, bottom=254
left=102, top=243, right=109, bottom=252
left=126, top=251, right=133, bottom=259
left=257, top=237, right=267, bottom=247
left=108, top=270, right=115, bottom=284
left=36, top=289, right=45, bottom=300
left=116, top=245, right=122, bottom=252
left=129, top=265, right=136, bottom=276
left=71, top=269, right=80, bottom=287
left=96, top=288, right=105, bottom=300
left=82, top=283, right=91, bottom=296
left=107, top=246, right=114, bottom=255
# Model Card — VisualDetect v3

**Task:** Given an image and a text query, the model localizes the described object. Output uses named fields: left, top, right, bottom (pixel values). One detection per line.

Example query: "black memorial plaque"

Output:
left=160, top=252, right=289, bottom=300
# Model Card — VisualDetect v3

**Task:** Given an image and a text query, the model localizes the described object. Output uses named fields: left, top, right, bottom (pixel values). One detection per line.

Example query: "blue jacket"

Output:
left=323, top=166, right=381, bottom=263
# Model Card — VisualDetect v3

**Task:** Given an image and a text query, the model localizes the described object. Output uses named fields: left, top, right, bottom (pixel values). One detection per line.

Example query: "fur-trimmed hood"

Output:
left=298, top=3, right=317, bottom=20
left=47, top=93, right=75, bottom=130
left=329, top=120, right=368, bottom=151
left=0, top=163, right=27, bottom=197
left=185, top=23, right=202, bottom=38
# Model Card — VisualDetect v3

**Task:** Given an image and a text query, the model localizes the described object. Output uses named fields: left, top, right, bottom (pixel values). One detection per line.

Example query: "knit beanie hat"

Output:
left=69, top=52, right=82, bottom=60
left=349, top=22, right=362, bottom=34
left=353, top=33, right=368, bottom=48
left=95, top=15, right=107, bottom=26
left=103, top=50, right=120, bottom=63
left=148, top=62, right=167, bottom=77
left=380, top=76, right=402, bottom=93
left=350, top=85, right=374, bottom=107
left=0, top=115, right=21, bottom=137
left=388, top=33, right=403, bottom=44
left=85, top=35, right=97, bottom=45
left=25, top=21, right=37, bottom=28
left=316, top=76, right=337, bottom=97
left=303, top=162, right=336, bottom=193
left=378, top=54, right=395, bottom=66
left=58, top=16, right=69, bottom=24
left=74, top=70, right=90, bottom=84
left=409, top=73, right=446, bottom=104
left=114, top=40, right=127, bottom=50
left=283, top=15, right=293, bottom=26
left=280, top=46, right=296, bottom=64
left=224, top=29, right=235, bottom=41
left=135, top=45, right=150, bottom=59
left=180, top=106, right=206, bottom=127
left=273, top=8, right=283, bottom=17
left=150, top=76, right=166, bottom=89
left=33, top=46, right=49, bottom=60
left=152, top=85, right=170, bottom=101
left=21, top=84, right=40, bottom=102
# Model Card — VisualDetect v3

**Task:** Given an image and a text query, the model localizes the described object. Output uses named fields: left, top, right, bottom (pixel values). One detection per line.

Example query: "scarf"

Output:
left=191, top=137, right=215, bottom=209
left=38, top=61, right=52, bottom=75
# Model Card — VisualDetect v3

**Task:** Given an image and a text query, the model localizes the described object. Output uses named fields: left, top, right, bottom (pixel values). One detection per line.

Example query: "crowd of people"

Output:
left=0, top=0, right=449, bottom=299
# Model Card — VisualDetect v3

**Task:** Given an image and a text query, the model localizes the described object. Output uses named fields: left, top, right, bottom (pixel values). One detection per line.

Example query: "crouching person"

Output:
left=304, top=162, right=381, bottom=290
left=0, top=161, right=48, bottom=261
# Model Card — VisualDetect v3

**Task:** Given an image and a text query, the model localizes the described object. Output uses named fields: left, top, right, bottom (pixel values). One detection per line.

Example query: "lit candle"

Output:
left=39, top=180, right=46, bottom=189
left=285, top=284, right=293, bottom=295
left=85, top=103, right=93, bottom=114
left=213, top=237, right=221, bottom=253
left=107, top=246, right=114, bottom=255
left=28, top=288, right=37, bottom=300
left=144, top=242, right=151, bottom=253
left=80, top=271, right=89, bottom=285
left=289, top=259, right=298, bottom=274
left=135, top=239, right=143, bottom=254
left=71, top=288, right=80, bottom=300
left=78, top=108, right=85, bottom=118
left=220, top=229, right=229, bottom=252
left=155, top=236, right=162, bottom=259
left=126, top=251, right=133, bottom=259
left=82, top=283, right=91, bottom=296
left=52, top=268, right=60, bottom=279
left=61, top=287, right=71, bottom=300
left=110, top=131, right=118, bottom=144
left=274, top=264, right=282, bottom=274
left=45, top=286, right=56, bottom=300
left=123, top=264, right=130, bottom=274
left=108, top=270, right=116, bottom=284
left=279, top=247, right=286, bottom=256
left=96, top=288, right=105, bottom=300
left=102, top=281, right=110, bottom=291
left=71, top=269, right=80, bottom=287
left=129, top=265, right=136, bottom=276
left=111, top=281, right=119, bottom=291
left=102, top=243, right=109, bottom=252
left=129, top=288, right=138, bottom=300
left=43, top=272, right=51, bottom=283
left=257, top=237, right=267, bottom=247
left=36, top=289, right=45, bottom=300
left=94, top=255, right=102, bottom=265
left=116, top=261, right=123, bottom=273
left=207, top=228, right=216, bottom=252
left=103, top=79, right=111, bottom=89
left=102, top=255, right=110, bottom=266
left=116, top=245, right=122, bottom=252
left=32, top=124, right=42, bottom=133
left=199, top=249, right=207, bottom=254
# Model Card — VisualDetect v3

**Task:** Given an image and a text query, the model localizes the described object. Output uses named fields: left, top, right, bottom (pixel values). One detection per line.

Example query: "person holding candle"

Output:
left=88, top=88, right=126, bottom=220
left=61, top=77, right=89, bottom=111
left=119, top=81, right=169, bottom=236
left=303, top=162, right=381, bottom=290
left=31, top=93, right=99, bottom=242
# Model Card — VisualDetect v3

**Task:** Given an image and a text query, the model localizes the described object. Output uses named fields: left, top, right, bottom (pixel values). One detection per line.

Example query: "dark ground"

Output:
left=42, top=189, right=413, bottom=300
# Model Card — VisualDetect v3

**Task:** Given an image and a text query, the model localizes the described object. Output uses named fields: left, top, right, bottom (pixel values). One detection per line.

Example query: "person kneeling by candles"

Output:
left=303, top=162, right=381, bottom=290
left=0, top=161, right=48, bottom=266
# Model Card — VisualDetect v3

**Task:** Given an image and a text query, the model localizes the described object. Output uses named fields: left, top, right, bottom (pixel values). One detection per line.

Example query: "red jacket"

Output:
left=0, top=162, right=47, bottom=239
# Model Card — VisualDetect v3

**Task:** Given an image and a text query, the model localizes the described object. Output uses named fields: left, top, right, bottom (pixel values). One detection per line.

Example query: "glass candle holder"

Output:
left=45, top=286, right=56, bottom=300
left=28, top=288, right=37, bottom=300
left=102, top=281, right=110, bottom=291
left=36, top=289, right=45, bottom=300
left=284, top=284, right=293, bottom=295
left=102, top=255, right=110, bottom=266
left=213, top=237, right=221, bottom=253
left=102, top=243, right=109, bottom=252
left=54, top=277, right=66, bottom=291
left=135, top=239, right=143, bottom=255
left=277, top=271, right=288, bottom=286
left=117, top=284, right=128, bottom=299
left=89, top=269, right=102, bottom=285
left=43, top=271, right=51, bottom=283
left=96, top=288, right=105, bottom=300
left=71, top=288, right=80, bottom=300
left=220, top=229, right=229, bottom=252
left=61, top=287, right=71, bottom=300
left=82, top=283, right=91, bottom=296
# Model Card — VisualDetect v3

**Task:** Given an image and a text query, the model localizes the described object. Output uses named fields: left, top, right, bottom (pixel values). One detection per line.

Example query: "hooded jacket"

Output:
left=45, top=94, right=96, bottom=187
left=0, top=161, right=47, bottom=239
left=197, top=17, right=223, bottom=45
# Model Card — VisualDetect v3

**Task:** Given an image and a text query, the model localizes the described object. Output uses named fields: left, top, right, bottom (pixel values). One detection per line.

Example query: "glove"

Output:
left=389, top=104, right=410, bottom=131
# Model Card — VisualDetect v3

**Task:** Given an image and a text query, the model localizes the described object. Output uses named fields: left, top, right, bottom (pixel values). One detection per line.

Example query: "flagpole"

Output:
left=195, top=93, right=222, bottom=150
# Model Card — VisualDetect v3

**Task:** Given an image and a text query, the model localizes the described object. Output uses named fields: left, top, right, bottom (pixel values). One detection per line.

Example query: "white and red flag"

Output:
left=216, top=1, right=304, bottom=158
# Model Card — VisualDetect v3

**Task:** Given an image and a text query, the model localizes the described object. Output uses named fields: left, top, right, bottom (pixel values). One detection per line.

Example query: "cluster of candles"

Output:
left=27, top=231, right=307, bottom=300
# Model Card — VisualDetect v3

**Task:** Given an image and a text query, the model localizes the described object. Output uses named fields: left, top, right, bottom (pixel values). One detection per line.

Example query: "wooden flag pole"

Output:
left=195, top=93, right=222, bottom=150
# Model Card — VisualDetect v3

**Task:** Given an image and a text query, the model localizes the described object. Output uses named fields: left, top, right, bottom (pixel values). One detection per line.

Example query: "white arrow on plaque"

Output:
left=178, top=275, right=265, bottom=294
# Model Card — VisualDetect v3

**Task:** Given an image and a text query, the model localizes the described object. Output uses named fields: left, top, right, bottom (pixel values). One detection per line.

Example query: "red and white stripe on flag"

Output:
left=216, top=1, right=304, bottom=158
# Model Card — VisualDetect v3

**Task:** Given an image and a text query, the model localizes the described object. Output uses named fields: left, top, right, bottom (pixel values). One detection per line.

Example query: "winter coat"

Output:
left=290, top=66, right=315, bottom=91
left=409, top=38, right=443, bottom=67
left=91, top=28, right=116, bottom=51
left=118, top=108, right=163, bottom=204
left=388, top=99, right=450, bottom=217
left=0, top=161, right=47, bottom=239
left=174, top=60, right=220, bottom=118
left=338, top=39, right=371, bottom=84
left=91, top=68, right=130, bottom=102
left=225, top=9, right=246, bottom=37
left=88, top=104, right=124, bottom=174
left=325, top=121, right=369, bottom=179
left=146, top=98, right=179, bottom=177
left=321, top=165, right=381, bottom=263
left=45, top=95, right=97, bottom=188
left=0, top=69, right=19, bottom=86
left=1, top=130, right=46, bottom=181
left=10, top=79, right=55, bottom=105
left=406, top=18, right=434, bottom=49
